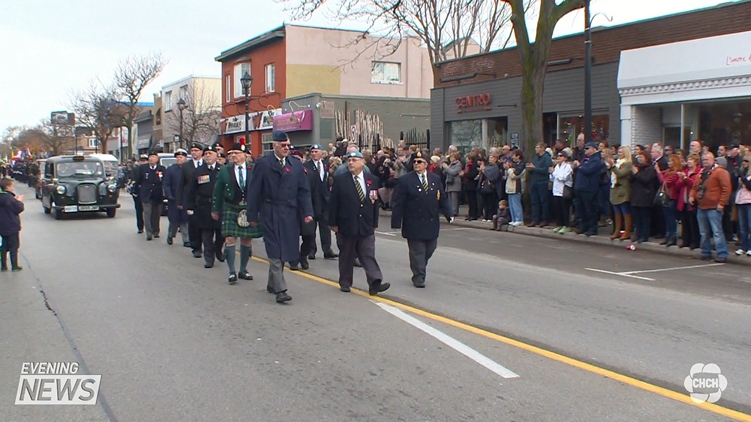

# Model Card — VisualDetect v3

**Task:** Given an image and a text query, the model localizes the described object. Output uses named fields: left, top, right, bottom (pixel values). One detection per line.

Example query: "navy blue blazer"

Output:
left=136, top=164, right=167, bottom=201
left=328, top=171, right=380, bottom=237
left=391, top=171, right=452, bottom=241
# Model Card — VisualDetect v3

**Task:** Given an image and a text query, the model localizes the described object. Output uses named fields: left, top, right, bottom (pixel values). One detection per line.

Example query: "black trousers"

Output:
left=482, top=192, right=498, bottom=220
left=188, top=214, right=202, bottom=252
left=407, top=238, right=437, bottom=285
left=553, top=196, right=572, bottom=228
left=336, top=233, right=382, bottom=289
left=1, top=233, right=20, bottom=269
left=633, top=206, right=652, bottom=242
left=132, top=195, right=144, bottom=231
left=310, top=212, right=334, bottom=255
left=465, top=190, right=479, bottom=219
left=575, top=190, right=599, bottom=233
left=201, top=228, right=224, bottom=266
left=680, top=209, right=700, bottom=248
left=300, top=234, right=316, bottom=259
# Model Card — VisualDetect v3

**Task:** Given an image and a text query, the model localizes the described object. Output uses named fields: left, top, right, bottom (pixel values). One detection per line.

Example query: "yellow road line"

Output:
left=249, top=256, right=751, bottom=421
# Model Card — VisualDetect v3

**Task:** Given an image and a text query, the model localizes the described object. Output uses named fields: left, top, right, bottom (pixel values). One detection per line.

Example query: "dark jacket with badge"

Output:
left=329, top=171, right=380, bottom=237
left=301, top=163, right=323, bottom=236
left=246, top=154, right=314, bottom=261
left=135, top=164, right=167, bottom=203
left=186, top=163, right=221, bottom=229
left=0, top=190, right=24, bottom=235
left=176, top=159, right=202, bottom=208
left=303, top=159, right=330, bottom=216
left=212, top=162, right=252, bottom=212
left=391, top=171, right=452, bottom=241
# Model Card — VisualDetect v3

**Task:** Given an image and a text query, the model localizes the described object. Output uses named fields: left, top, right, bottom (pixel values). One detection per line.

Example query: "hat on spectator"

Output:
left=310, top=144, right=323, bottom=150
left=346, top=151, right=363, bottom=159
left=729, top=143, right=740, bottom=150
left=174, top=149, right=188, bottom=157
left=272, top=130, right=288, bottom=141
left=584, top=141, right=598, bottom=149
left=561, top=147, right=573, bottom=158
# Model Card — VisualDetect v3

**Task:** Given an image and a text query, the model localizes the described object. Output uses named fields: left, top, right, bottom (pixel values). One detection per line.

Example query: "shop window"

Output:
left=559, top=113, right=610, bottom=147
left=262, top=133, right=274, bottom=156
left=449, top=120, right=483, bottom=153
left=486, top=117, right=508, bottom=147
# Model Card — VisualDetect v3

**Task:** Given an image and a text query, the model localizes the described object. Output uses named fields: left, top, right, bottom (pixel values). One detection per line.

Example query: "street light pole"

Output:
left=240, top=72, right=253, bottom=151
left=177, top=98, right=186, bottom=150
left=584, top=0, right=592, bottom=144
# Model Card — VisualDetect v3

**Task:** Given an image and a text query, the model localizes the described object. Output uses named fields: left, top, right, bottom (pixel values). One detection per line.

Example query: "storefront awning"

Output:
left=618, top=30, right=751, bottom=105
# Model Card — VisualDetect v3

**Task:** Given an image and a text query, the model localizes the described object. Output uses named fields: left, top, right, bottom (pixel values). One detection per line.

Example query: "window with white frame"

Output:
left=179, top=85, right=188, bottom=101
left=225, top=74, right=231, bottom=103
left=265, top=63, right=275, bottom=93
left=165, top=91, right=173, bottom=110
left=234, top=62, right=250, bottom=98
left=87, top=138, right=98, bottom=149
left=371, top=62, right=401, bottom=83
left=262, top=132, right=274, bottom=155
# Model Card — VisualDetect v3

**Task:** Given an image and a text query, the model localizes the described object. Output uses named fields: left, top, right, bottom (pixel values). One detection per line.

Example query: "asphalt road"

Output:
left=1, top=184, right=749, bottom=421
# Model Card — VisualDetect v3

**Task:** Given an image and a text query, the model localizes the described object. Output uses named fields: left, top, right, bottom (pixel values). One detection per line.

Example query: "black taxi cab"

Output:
left=40, top=155, right=121, bottom=219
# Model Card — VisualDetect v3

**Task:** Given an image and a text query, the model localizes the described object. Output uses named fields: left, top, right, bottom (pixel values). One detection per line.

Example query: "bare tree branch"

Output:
left=165, top=80, right=221, bottom=145
left=113, top=52, right=168, bottom=158
left=70, top=81, right=126, bottom=154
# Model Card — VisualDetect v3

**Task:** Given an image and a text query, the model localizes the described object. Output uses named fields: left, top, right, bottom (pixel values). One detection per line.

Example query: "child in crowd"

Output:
left=492, top=200, right=511, bottom=231
left=0, top=178, right=25, bottom=272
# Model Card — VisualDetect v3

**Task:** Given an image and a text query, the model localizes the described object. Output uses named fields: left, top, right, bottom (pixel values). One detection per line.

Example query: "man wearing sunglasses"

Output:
left=246, top=130, right=314, bottom=304
left=391, top=151, right=454, bottom=288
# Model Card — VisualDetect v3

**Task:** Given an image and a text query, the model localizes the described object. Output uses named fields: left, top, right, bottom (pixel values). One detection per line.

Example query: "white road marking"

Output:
left=620, top=263, right=724, bottom=275
left=375, top=231, right=397, bottom=236
left=442, top=228, right=474, bottom=231
left=375, top=302, right=520, bottom=379
left=584, top=268, right=655, bottom=281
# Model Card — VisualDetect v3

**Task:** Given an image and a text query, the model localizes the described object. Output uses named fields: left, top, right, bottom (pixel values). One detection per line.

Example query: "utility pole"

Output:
left=584, top=0, right=592, bottom=144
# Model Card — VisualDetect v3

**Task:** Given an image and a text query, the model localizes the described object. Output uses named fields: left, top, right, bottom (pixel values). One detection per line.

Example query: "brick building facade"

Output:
left=431, top=1, right=751, bottom=151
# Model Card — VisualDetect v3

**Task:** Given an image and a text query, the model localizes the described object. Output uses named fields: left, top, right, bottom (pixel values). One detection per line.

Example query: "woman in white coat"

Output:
left=551, top=148, right=574, bottom=233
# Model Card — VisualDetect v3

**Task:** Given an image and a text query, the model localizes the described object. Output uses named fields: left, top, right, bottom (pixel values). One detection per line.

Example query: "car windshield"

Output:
left=56, top=162, right=104, bottom=178
left=102, top=162, right=118, bottom=177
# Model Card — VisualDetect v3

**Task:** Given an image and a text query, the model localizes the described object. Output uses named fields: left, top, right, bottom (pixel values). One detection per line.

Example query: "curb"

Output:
left=380, top=210, right=751, bottom=268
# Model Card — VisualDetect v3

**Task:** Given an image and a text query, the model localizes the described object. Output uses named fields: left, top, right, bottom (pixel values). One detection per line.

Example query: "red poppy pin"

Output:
left=285, top=167, right=290, bottom=173
left=366, top=179, right=372, bottom=186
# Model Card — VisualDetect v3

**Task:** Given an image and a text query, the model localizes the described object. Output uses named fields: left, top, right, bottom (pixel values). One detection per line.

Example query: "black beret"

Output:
left=272, top=130, right=288, bottom=141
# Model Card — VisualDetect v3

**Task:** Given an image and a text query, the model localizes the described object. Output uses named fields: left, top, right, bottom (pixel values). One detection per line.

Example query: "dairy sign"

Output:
left=223, top=116, right=252, bottom=134
left=456, top=93, right=492, bottom=113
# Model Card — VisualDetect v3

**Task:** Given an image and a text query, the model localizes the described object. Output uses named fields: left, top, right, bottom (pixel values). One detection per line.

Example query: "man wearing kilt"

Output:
left=212, top=142, right=262, bottom=284
left=186, top=144, right=224, bottom=269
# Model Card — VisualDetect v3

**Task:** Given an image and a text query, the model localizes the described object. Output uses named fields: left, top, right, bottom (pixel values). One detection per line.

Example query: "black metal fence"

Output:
left=356, top=128, right=431, bottom=152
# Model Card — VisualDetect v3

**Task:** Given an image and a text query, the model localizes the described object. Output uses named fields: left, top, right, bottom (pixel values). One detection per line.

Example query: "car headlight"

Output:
left=107, top=184, right=117, bottom=193
left=56, top=185, right=66, bottom=195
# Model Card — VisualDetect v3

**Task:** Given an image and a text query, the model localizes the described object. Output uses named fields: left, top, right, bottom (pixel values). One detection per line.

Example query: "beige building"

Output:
left=283, top=25, right=433, bottom=99
left=161, top=75, right=222, bottom=151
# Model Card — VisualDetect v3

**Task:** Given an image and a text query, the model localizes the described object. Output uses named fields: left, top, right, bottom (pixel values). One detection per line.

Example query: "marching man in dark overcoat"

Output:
left=247, top=130, right=314, bottom=304
left=163, top=148, right=189, bottom=246
left=212, top=142, right=263, bottom=284
left=186, top=144, right=224, bottom=269
left=135, top=151, right=167, bottom=241
left=329, top=151, right=390, bottom=295
left=391, top=150, right=454, bottom=288
left=176, top=143, right=205, bottom=257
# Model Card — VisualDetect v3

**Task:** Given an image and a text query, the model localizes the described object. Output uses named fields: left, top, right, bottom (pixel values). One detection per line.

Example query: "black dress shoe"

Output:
left=289, top=262, right=300, bottom=271
left=267, top=286, right=275, bottom=294
left=324, top=252, right=339, bottom=259
left=300, top=258, right=309, bottom=270
left=167, top=237, right=173, bottom=245
left=204, top=263, right=214, bottom=268
left=228, top=274, right=238, bottom=285
left=11, top=267, right=23, bottom=272
left=308, top=254, right=316, bottom=260
left=138, top=230, right=144, bottom=234
left=147, top=234, right=153, bottom=241
left=340, top=286, right=351, bottom=292
left=183, top=242, right=191, bottom=248
left=369, top=282, right=390, bottom=296
left=192, top=250, right=202, bottom=258
left=238, top=271, right=253, bottom=280
left=276, top=291, right=292, bottom=303
left=154, top=234, right=160, bottom=238
left=216, top=252, right=225, bottom=263
left=413, top=281, right=426, bottom=288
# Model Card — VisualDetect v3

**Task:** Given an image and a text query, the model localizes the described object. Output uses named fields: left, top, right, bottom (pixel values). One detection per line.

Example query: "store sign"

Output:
left=726, top=53, right=751, bottom=66
left=258, top=109, right=281, bottom=130
left=273, top=110, right=313, bottom=132
left=456, top=93, right=492, bottom=113
left=224, top=116, right=248, bottom=134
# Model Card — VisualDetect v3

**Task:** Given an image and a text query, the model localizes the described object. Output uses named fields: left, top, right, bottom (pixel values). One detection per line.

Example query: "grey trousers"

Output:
left=448, top=192, right=460, bottom=216
left=337, top=233, right=382, bottom=288
left=407, top=238, right=438, bottom=285
left=168, top=221, right=188, bottom=242
left=267, top=258, right=288, bottom=293
left=142, top=201, right=162, bottom=236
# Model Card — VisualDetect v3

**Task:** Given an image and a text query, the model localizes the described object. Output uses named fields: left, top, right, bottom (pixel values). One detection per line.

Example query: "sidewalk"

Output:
left=381, top=205, right=751, bottom=268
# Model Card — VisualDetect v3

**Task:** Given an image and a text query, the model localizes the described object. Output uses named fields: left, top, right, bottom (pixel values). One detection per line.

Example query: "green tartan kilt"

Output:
left=221, top=204, right=263, bottom=239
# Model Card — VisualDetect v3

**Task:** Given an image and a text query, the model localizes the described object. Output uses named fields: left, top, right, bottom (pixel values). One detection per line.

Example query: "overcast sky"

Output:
left=0, top=0, right=736, bottom=134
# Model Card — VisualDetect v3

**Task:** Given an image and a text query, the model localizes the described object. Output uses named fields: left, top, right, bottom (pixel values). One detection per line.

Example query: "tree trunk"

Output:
left=518, top=58, right=546, bottom=154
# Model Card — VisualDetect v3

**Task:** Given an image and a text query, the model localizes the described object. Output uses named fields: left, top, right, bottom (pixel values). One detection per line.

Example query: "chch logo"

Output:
left=684, top=363, right=727, bottom=403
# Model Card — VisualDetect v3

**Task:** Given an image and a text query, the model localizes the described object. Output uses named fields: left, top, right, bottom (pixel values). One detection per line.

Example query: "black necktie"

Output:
left=354, top=175, right=365, bottom=202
